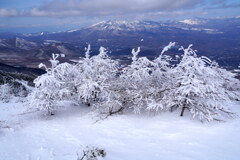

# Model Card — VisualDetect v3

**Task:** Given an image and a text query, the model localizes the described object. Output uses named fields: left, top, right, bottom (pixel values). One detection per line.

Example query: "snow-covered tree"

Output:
left=211, top=63, right=240, bottom=101
left=27, top=54, right=66, bottom=115
left=111, top=42, right=175, bottom=114
left=107, top=47, right=156, bottom=114
left=147, top=42, right=176, bottom=112
left=73, top=45, right=119, bottom=107
left=161, top=45, right=236, bottom=121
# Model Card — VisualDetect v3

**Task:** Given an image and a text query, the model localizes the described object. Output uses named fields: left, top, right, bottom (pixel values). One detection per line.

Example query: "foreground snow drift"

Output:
left=0, top=101, right=240, bottom=160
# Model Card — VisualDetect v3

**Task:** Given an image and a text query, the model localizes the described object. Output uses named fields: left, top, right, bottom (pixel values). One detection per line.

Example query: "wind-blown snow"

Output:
left=0, top=101, right=240, bottom=160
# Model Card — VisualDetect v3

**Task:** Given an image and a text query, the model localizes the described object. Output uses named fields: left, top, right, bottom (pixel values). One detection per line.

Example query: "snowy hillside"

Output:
left=1, top=42, right=240, bottom=160
left=15, top=37, right=38, bottom=50
left=1, top=101, right=240, bottom=160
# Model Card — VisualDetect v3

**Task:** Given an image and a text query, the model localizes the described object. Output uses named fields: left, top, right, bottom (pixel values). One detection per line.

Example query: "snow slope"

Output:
left=0, top=101, right=240, bottom=160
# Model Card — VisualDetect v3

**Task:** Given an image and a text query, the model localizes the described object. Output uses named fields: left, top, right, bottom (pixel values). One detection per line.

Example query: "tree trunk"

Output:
left=180, top=96, right=188, bottom=117
left=48, top=109, right=54, bottom=116
left=180, top=107, right=186, bottom=116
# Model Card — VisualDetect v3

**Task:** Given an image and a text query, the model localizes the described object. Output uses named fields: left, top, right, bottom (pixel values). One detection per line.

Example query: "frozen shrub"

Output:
left=160, top=45, right=237, bottom=121
left=0, top=84, right=13, bottom=102
left=27, top=54, right=66, bottom=115
left=74, top=45, right=119, bottom=106
left=77, top=146, right=106, bottom=160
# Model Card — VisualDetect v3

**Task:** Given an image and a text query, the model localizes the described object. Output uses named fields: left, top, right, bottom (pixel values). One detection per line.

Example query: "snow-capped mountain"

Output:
left=86, top=20, right=161, bottom=31
left=63, top=19, right=229, bottom=36
left=179, top=19, right=204, bottom=25
left=0, top=17, right=240, bottom=69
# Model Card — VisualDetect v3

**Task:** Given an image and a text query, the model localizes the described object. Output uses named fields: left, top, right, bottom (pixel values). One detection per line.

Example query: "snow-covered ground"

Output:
left=0, top=101, right=240, bottom=160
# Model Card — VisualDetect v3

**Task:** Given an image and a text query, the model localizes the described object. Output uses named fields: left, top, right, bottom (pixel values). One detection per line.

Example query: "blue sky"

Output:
left=0, top=0, right=240, bottom=33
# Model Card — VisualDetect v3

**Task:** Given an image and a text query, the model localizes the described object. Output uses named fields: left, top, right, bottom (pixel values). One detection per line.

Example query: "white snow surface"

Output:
left=179, top=19, right=200, bottom=25
left=0, top=101, right=240, bottom=160
left=67, top=29, right=80, bottom=33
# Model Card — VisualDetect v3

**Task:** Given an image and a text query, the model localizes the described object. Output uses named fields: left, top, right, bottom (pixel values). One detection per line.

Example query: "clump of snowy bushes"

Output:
left=0, top=71, right=33, bottom=102
left=27, top=42, right=240, bottom=121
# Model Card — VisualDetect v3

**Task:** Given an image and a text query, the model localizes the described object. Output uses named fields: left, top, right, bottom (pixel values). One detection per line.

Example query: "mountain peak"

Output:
left=86, top=20, right=159, bottom=31
left=179, top=18, right=207, bottom=25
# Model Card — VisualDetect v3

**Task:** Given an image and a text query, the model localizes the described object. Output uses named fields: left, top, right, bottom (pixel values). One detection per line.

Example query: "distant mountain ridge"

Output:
left=0, top=17, right=240, bottom=69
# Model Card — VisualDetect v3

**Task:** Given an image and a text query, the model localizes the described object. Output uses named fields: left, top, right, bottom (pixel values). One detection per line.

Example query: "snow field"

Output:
left=0, top=101, right=240, bottom=160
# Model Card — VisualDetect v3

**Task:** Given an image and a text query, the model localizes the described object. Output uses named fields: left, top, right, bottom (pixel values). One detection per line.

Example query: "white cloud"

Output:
left=41, top=0, right=202, bottom=11
left=22, top=8, right=84, bottom=17
left=0, top=0, right=236, bottom=19
left=23, top=0, right=204, bottom=17
left=147, top=10, right=208, bottom=17
left=0, top=8, right=18, bottom=17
